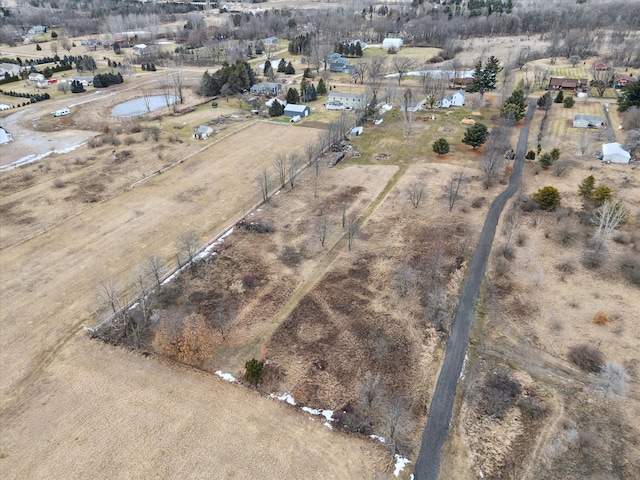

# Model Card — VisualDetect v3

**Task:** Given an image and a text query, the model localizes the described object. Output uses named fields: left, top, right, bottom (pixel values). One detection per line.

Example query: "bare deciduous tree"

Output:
left=420, top=70, right=447, bottom=109
left=340, top=193, right=350, bottom=229
left=211, top=303, right=237, bottom=341
left=346, top=214, right=359, bottom=251
left=407, top=182, right=425, bottom=208
left=313, top=216, right=333, bottom=247
left=255, top=167, right=270, bottom=203
left=400, top=88, right=414, bottom=139
left=366, top=56, right=386, bottom=100
left=592, top=200, right=628, bottom=252
left=446, top=171, right=465, bottom=211
left=591, top=361, right=630, bottom=399
left=146, top=254, right=166, bottom=287
left=381, top=395, right=414, bottom=456
left=176, top=230, right=200, bottom=270
left=394, top=261, right=416, bottom=299
left=273, top=154, right=287, bottom=188
left=480, top=123, right=509, bottom=188
left=355, top=372, right=385, bottom=431
left=288, top=154, right=300, bottom=190
left=392, top=56, right=413, bottom=86
left=96, top=278, right=124, bottom=325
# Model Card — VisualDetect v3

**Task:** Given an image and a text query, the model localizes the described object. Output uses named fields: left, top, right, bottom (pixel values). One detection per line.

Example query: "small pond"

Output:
left=111, top=95, right=177, bottom=117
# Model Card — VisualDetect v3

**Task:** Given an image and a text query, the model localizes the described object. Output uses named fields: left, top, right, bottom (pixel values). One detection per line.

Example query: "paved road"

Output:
left=413, top=100, right=537, bottom=480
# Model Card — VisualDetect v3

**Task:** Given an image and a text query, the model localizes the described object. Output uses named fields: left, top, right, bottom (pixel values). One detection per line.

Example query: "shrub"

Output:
left=525, top=150, right=536, bottom=160
left=482, top=367, right=522, bottom=418
left=532, top=186, right=561, bottom=210
left=591, top=185, right=613, bottom=206
left=581, top=249, right=603, bottom=270
left=538, top=152, right=553, bottom=169
left=593, top=311, right=609, bottom=325
left=563, top=96, right=575, bottom=108
left=518, top=396, right=550, bottom=419
left=241, top=275, right=258, bottom=289
left=432, top=137, right=450, bottom=155
left=124, top=136, right=136, bottom=146
left=53, top=178, right=66, bottom=189
left=472, top=197, right=485, bottom=208
left=281, top=246, right=303, bottom=267
left=556, top=260, right=577, bottom=274
left=241, top=220, right=274, bottom=233
left=568, top=344, right=604, bottom=372
left=619, top=254, right=640, bottom=286
left=244, top=358, right=264, bottom=386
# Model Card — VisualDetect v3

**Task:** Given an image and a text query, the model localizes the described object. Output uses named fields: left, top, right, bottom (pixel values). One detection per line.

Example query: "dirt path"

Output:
left=211, top=164, right=405, bottom=375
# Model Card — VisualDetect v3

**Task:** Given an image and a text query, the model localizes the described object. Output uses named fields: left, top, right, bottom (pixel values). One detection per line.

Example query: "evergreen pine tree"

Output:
left=317, top=78, right=327, bottom=95
left=286, top=87, right=300, bottom=104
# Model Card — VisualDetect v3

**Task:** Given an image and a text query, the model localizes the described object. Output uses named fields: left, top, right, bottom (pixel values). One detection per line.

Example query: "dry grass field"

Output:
left=2, top=18, right=639, bottom=478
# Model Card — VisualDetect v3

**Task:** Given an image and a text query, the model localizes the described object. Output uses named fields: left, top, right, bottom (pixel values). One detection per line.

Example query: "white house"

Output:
left=133, top=44, right=149, bottom=56
left=602, top=142, right=631, bottom=164
left=284, top=104, right=310, bottom=118
left=382, top=38, right=403, bottom=49
left=0, top=126, right=13, bottom=145
left=573, top=115, right=603, bottom=128
left=326, top=92, right=367, bottom=111
left=436, top=90, right=465, bottom=108
left=28, top=72, right=45, bottom=83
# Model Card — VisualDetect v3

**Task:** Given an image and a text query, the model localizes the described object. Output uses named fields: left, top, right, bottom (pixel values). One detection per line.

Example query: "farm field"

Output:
left=1, top=4, right=639, bottom=476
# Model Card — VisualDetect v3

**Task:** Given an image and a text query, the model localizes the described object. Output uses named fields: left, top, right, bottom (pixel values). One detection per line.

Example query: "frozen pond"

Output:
left=111, top=95, right=177, bottom=117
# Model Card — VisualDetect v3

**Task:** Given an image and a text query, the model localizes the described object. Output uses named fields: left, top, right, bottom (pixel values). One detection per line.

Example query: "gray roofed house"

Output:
left=573, top=115, right=603, bottom=128
left=250, top=82, right=283, bottom=96
left=0, top=63, right=22, bottom=79
left=284, top=104, right=310, bottom=118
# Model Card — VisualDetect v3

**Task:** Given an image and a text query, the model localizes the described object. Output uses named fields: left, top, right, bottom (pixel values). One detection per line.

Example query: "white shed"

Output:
left=602, top=142, right=630, bottom=164
left=192, top=125, right=213, bottom=140
left=382, top=38, right=403, bottom=49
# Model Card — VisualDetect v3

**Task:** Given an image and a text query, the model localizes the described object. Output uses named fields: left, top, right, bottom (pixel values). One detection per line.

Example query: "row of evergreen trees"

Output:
left=93, top=72, right=124, bottom=88
left=334, top=42, right=363, bottom=58
left=199, top=60, right=256, bottom=97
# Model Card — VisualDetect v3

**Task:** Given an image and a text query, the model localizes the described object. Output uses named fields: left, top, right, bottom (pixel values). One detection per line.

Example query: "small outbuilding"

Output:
left=192, top=125, right=213, bottom=140
left=573, top=115, right=603, bottom=128
left=284, top=104, right=310, bottom=118
left=602, top=142, right=631, bottom=164
left=350, top=126, right=363, bottom=136
left=382, top=38, right=403, bottom=49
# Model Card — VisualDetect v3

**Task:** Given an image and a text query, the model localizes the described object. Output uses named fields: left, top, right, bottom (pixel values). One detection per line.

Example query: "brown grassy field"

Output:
left=2, top=22, right=639, bottom=478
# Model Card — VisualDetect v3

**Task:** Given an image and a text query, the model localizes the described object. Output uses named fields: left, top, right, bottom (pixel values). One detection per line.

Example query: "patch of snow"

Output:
left=301, top=406, right=334, bottom=421
left=410, top=475, right=414, bottom=480
left=275, top=190, right=280, bottom=196
left=479, top=470, right=484, bottom=478
left=370, top=434, right=386, bottom=444
left=270, top=392, right=296, bottom=405
left=323, top=422, right=332, bottom=429
left=0, top=142, right=87, bottom=173
left=393, top=455, right=410, bottom=477
left=460, top=353, right=469, bottom=380
left=215, top=371, right=237, bottom=383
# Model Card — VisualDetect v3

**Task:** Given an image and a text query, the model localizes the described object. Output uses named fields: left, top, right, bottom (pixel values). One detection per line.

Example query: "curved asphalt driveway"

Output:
left=413, top=100, right=537, bottom=480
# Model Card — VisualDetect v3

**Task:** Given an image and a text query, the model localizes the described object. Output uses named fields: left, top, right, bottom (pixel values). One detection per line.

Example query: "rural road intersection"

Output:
left=413, top=100, right=537, bottom=480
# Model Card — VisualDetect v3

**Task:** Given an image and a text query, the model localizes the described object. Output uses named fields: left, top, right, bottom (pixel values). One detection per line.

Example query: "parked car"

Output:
left=211, top=102, right=218, bottom=108
left=52, top=108, right=70, bottom=117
